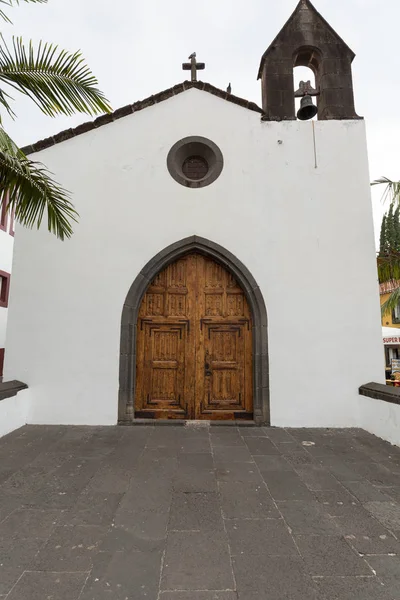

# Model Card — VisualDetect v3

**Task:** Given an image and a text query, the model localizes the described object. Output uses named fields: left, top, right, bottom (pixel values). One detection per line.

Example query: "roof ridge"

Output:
left=258, top=0, right=355, bottom=79
left=21, top=80, right=263, bottom=155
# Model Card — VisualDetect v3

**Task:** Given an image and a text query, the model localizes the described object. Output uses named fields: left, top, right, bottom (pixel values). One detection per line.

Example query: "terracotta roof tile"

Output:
left=21, top=80, right=263, bottom=156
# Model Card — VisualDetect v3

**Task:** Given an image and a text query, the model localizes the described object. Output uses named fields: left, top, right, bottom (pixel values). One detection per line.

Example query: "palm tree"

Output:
left=372, top=177, right=400, bottom=316
left=0, top=0, right=111, bottom=240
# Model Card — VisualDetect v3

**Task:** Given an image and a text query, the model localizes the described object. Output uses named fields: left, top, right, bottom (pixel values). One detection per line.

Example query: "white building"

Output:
left=0, top=194, right=14, bottom=380
left=1, top=0, right=388, bottom=435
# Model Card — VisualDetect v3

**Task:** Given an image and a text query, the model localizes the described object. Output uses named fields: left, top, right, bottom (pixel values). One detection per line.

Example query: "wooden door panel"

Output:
left=135, top=322, right=188, bottom=418
left=195, top=255, right=253, bottom=420
left=197, top=323, right=250, bottom=417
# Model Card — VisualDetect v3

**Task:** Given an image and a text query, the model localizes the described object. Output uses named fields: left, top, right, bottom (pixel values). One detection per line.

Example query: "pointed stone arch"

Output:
left=118, top=236, right=269, bottom=425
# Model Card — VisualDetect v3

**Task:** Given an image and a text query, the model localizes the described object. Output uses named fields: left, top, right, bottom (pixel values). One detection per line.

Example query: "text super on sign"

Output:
left=384, top=336, right=400, bottom=343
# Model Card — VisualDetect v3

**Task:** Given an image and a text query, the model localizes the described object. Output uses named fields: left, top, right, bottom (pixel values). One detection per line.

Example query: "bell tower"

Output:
left=258, top=0, right=359, bottom=121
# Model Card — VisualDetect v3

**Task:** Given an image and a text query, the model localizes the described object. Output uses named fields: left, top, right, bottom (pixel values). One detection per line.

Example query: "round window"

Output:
left=167, top=136, right=223, bottom=188
left=182, top=156, right=209, bottom=181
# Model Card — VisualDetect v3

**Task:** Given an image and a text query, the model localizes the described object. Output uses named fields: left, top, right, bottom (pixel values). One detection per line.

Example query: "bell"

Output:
left=297, top=94, right=318, bottom=121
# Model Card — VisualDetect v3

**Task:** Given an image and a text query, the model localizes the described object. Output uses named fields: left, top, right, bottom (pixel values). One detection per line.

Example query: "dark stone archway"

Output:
left=118, top=236, right=270, bottom=425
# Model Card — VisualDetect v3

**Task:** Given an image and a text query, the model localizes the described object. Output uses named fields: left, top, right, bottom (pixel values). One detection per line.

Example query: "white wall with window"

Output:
left=0, top=194, right=15, bottom=377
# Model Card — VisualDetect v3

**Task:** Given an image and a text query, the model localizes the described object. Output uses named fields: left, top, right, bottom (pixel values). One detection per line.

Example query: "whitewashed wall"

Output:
left=4, top=88, right=384, bottom=426
left=0, top=390, right=29, bottom=437
left=358, top=396, right=400, bottom=447
left=0, top=227, right=14, bottom=350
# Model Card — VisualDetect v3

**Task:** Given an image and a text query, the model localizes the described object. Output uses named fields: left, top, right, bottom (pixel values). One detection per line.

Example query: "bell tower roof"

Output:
left=258, top=0, right=355, bottom=79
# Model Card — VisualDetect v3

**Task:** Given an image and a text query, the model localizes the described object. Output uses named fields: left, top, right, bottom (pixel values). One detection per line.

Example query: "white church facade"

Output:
left=1, top=0, right=389, bottom=434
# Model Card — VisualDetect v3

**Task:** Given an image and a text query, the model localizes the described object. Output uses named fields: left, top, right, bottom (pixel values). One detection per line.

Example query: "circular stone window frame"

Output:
left=167, top=136, right=224, bottom=189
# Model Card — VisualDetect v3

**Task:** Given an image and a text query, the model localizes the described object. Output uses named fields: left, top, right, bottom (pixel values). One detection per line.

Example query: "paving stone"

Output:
left=169, top=492, right=224, bottom=531
left=34, top=524, right=106, bottom=571
left=174, top=454, right=217, bottom=492
left=316, top=456, right=364, bottom=481
left=225, top=518, right=298, bottom=556
left=0, top=464, right=60, bottom=497
left=366, top=554, right=400, bottom=587
left=382, top=487, right=400, bottom=503
left=0, top=566, right=24, bottom=596
left=85, top=464, right=133, bottom=492
left=179, top=453, right=214, bottom=468
left=240, top=428, right=268, bottom=437
left=215, top=462, right=263, bottom=483
left=6, top=571, right=88, bottom=600
left=0, top=535, right=44, bottom=568
left=266, top=441, right=308, bottom=456
left=349, top=462, right=400, bottom=487
left=232, top=554, right=319, bottom=597
left=313, top=489, right=360, bottom=516
left=0, top=495, right=21, bottom=525
left=244, top=437, right=280, bottom=455
left=210, top=433, right=245, bottom=447
left=161, top=531, right=234, bottom=591
left=0, top=508, right=61, bottom=539
left=254, top=455, right=293, bottom=472
left=313, top=576, right=394, bottom=600
left=292, top=464, right=342, bottom=491
left=262, top=428, right=295, bottom=442
left=60, top=491, right=123, bottom=526
left=174, top=467, right=217, bottom=492
left=363, top=501, right=400, bottom=532
left=333, top=505, right=400, bottom=554
left=283, top=451, right=318, bottom=467
left=119, top=474, right=173, bottom=513
left=295, top=535, right=372, bottom=576
left=105, top=510, right=169, bottom=552
left=213, top=446, right=253, bottom=463
left=219, top=481, right=277, bottom=518
left=160, top=593, right=237, bottom=599
left=0, top=537, right=45, bottom=594
left=278, top=501, right=339, bottom=534
left=341, top=480, right=394, bottom=503
left=24, top=458, right=102, bottom=508
left=262, top=471, right=315, bottom=501
left=179, top=437, right=211, bottom=453
left=80, top=549, right=162, bottom=600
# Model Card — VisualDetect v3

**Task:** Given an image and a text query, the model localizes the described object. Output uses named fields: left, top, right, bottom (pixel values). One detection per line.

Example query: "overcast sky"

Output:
left=2, top=0, right=399, bottom=243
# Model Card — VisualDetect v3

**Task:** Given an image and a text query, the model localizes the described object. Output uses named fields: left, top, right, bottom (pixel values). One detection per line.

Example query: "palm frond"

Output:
left=0, top=125, right=25, bottom=157
left=0, top=0, right=47, bottom=23
left=371, top=177, right=400, bottom=205
left=381, top=287, right=400, bottom=317
left=0, top=147, right=78, bottom=240
left=0, top=36, right=111, bottom=116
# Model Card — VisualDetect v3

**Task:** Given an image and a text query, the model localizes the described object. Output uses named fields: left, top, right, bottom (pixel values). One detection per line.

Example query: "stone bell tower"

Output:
left=258, top=0, right=359, bottom=121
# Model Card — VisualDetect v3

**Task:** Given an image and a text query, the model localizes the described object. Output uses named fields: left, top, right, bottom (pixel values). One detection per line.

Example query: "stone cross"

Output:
left=182, top=53, right=205, bottom=82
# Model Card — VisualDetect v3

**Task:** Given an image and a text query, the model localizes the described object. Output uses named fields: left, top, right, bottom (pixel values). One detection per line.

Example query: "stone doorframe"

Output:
left=118, top=236, right=270, bottom=425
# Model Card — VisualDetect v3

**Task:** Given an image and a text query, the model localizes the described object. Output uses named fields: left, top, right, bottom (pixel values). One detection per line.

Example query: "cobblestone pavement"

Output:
left=1, top=425, right=400, bottom=599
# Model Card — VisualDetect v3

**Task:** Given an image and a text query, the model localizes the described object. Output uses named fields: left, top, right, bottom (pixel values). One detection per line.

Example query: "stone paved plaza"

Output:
left=1, top=425, right=400, bottom=599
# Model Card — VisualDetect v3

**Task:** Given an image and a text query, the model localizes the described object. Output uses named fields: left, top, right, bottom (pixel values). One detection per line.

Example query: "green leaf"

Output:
left=0, top=36, right=112, bottom=116
left=0, top=142, right=78, bottom=240
left=0, top=125, right=24, bottom=157
left=381, top=287, right=400, bottom=318
left=371, top=177, right=400, bottom=205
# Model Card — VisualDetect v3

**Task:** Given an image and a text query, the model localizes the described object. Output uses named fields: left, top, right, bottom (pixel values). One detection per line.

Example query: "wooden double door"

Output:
left=134, top=253, right=253, bottom=420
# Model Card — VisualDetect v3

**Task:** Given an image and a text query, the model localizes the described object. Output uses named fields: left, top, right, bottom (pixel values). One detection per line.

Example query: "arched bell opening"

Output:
left=293, top=46, right=321, bottom=121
